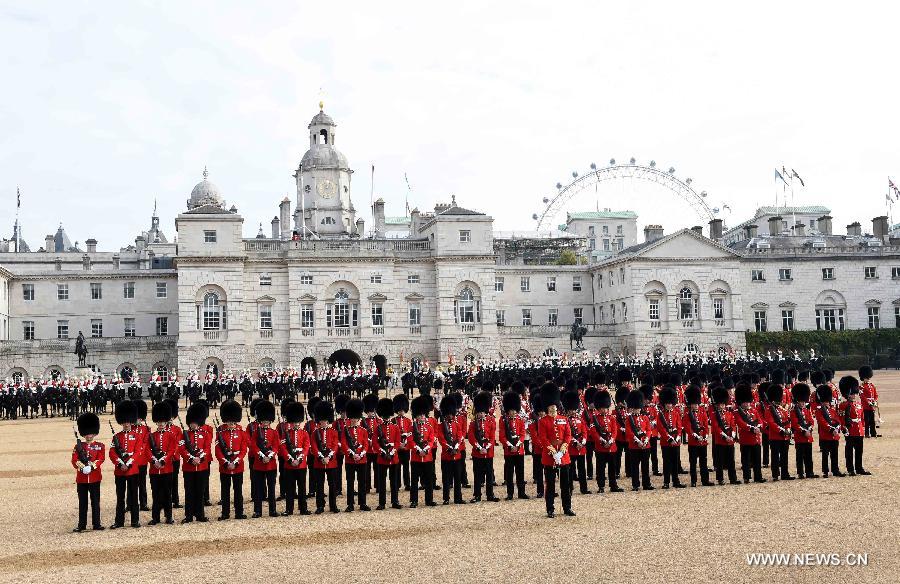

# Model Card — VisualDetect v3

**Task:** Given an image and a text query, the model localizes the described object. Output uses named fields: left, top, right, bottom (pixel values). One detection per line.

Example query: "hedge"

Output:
left=745, top=329, right=900, bottom=359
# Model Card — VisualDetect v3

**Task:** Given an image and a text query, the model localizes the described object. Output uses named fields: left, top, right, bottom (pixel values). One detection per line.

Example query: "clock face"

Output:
left=317, top=179, right=336, bottom=198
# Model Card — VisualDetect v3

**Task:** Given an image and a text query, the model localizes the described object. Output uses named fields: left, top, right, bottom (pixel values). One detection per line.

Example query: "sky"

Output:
left=2, top=1, right=899, bottom=250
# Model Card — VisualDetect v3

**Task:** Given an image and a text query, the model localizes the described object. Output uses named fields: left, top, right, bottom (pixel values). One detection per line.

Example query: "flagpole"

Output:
left=14, top=186, right=21, bottom=253
left=370, top=164, right=375, bottom=237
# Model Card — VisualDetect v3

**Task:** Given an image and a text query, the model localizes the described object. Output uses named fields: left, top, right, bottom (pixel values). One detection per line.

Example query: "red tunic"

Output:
left=644, top=403, right=660, bottom=438
left=613, top=407, right=629, bottom=443
left=656, top=408, right=682, bottom=446
left=710, top=409, right=736, bottom=446
left=109, top=429, right=141, bottom=477
left=341, top=425, right=369, bottom=464
left=147, top=429, right=177, bottom=475
left=215, top=425, right=249, bottom=475
left=537, top=414, right=572, bottom=466
left=625, top=413, right=651, bottom=450
left=734, top=406, right=763, bottom=446
left=765, top=404, right=792, bottom=441
left=840, top=402, right=865, bottom=437
left=468, top=416, right=496, bottom=458
left=71, top=441, right=105, bottom=484
left=860, top=382, right=878, bottom=412
left=374, top=421, right=400, bottom=465
left=437, top=417, right=464, bottom=461
left=132, top=423, right=150, bottom=466
left=310, top=427, right=339, bottom=469
left=249, top=426, right=279, bottom=471
left=179, top=427, right=212, bottom=472
left=790, top=404, right=815, bottom=444
left=408, top=419, right=435, bottom=463
left=498, top=415, right=526, bottom=456
left=586, top=411, right=617, bottom=453
left=815, top=403, right=842, bottom=442
left=395, top=416, right=413, bottom=451
left=361, top=416, right=382, bottom=454
left=566, top=414, right=588, bottom=456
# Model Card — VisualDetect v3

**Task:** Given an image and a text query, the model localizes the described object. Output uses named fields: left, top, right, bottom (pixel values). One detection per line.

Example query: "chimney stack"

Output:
left=744, top=224, right=758, bottom=240
left=355, top=218, right=365, bottom=237
left=279, top=198, right=291, bottom=239
left=271, top=216, right=280, bottom=239
left=708, top=218, right=723, bottom=240
left=793, top=222, right=806, bottom=237
left=45, top=234, right=54, bottom=253
left=817, top=215, right=833, bottom=235
left=643, top=225, right=665, bottom=243
left=691, top=225, right=704, bottom=236
left=410, top=208, right=420, bottom=236
left=135, top=235, right=146, bottom=251
left=872, top=215, right=889, bottom=241
left=373, top=198, right=386, bottom=237
left=85, top=238, right=97, bottom=253
left=82, top=254, right=91, bottom=270
left=768, top=216, right=782, bottom=236
left=112, top=254, right=120, bottom=269
left=846, top=221, right=862, bottom=237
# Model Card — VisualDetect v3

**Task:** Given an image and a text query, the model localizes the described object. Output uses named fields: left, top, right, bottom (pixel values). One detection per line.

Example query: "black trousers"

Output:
left=649, top=437, right=659, bottom=473
left=252, top=469, right=277, bottom=515
left=170, top=460, right=181, bottom=505
left=739, top=444, right=763, bottom=482
left=472, top=457, right=495, bottom=500
left=820, top=440, right=840, bottom=475
left=584, top=442, right=595, bottom=478
left=503, top=454, right=526, bottom=498
left=335, top=453, right=344, bottom=494
left=114, top=474, right=139, bottom=526
left=398, top=450, right=411, bottom=489
left=615, top=441, right=629, bottom=477
left=629, top=449, right=651, bottom=489
left=531, top=455, right=544, bottom=496
left=345, top=463, right=367, bottom=507
left=183, top=471, right=207, bottom=520
left=594, top=451, right=619, bottom=490
left=137, top=465, right=148, bottom=509
left=864, top=410, right=877, bottom=437
left=375, top=463, right=400, bottom=507
left=278, top=458, right=286, bottom=497
left=795, top=442, right=814, bottom=477
left=219, top=473, right=244, bottom=517
left=410, top=461, right=434, bottom=504
left=366, top=453, right=377, bottom=492
left=543, top=465, right=572, bottom=514
left=770, top=439, right=790, bottom=479
left=283, top=468, right=308, bottom=514
left=845, top=436, right=865, bottom=473
left=569, top=455, right=588, bottom=493
left=441, top=459, right=464, bottom=503
left=460, top=450, right=470, bottom=485
left=313, top=467, right=339, bottom=511
left=661, top=445, right=683, bottom=486
left=249, top=468, right=258, bottom=502
left=761, top=434, right=770, bottom=466
left=76, top=482, right=101, bottom=529
left=713, top=444, right=737, bottom=483
left=149, top=473, right=173, bottom=521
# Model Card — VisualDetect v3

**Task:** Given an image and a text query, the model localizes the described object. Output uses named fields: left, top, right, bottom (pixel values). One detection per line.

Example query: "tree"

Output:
left=556, top=249, right=578, bottom=265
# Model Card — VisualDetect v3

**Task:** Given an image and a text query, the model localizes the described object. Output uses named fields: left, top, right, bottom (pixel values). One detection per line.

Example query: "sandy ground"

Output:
left=0, top=371, right=898, bottom=584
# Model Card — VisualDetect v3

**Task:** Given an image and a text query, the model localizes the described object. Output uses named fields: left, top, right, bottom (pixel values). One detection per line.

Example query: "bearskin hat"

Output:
left=858, top=365, right=873, bottom=380
left=452, top=392, right=464, bottom=410
left=165, top=398, right=179, bottom=418
left=625, top=389, right=644, bottom=410
left=640, top=373, right=654, bottom=388
left=472, top=391, right=490, bottom=415
left=115, top=400, right=137, bottom=425
left=196, top=400, right=210, bottom=418
left=711, top=385, right=729, bottom=405
left=540, top=382, right=561, bottom=410
left=564, top=378, right=577, bottom=393
left=810, top=370, right=825, bottom=386
left=151, top=401, right=171, bottom=423
left=669, top=373, right=682, bottom=386
left=771, top=369, right=785, bottom=385
left=307, top=397, right=321, bottom=420
left=362, top=393, right=378, bottom=414
left=315, top=400, right=335, bottom=423
left=734, top=383, right=753, bottom=405
left=393, top=394, right=410, bottom=414
left=530, top=393, right=544, bottom=413
left=684, top=384, right=702, bottom=405
left=502, top=391, right=522, bottom=413
left=824, top=369, right=835, bottom=381
left=249, top=397, right=262, bottom=418
left=186, top=402, right=207, bottom=426
left=593, top=390, right=612, bottom=409
left=220, top=400, right=242, bottom=424
left=640, top=385, right=655, bottom=401
left=439, top=395, right=457, bottom=418
left=584, top=386, right=597, bottom=406
left=838, top=376, right=859, bottom=398
left=345, top=398, right=364, bottom=420
left=376, top=397, right=394, bottom=420
left=134, top=399, right=148, bottom=420
left=411, top=395, right=432, bottom=418
left=616, top=367, right=632, bottom=386
left=791, top=383, right=810, bottom=403
left=280, top=398, right=295, bottom=417
left=418, top=384, right=432, bottom=397
left=721, top=377, right=735, bottom=390
left=562, top=389, right=581, bottom=412
left=432, top=378, right=443, bottom=391
left=333, top=394, right=349, bottom=415
left=798, top=370, right=810, bottom=382
left=614, top=386, right=630, bottom=405
left=255, top=400, right=276, bottom=423
left=511, top=380, right=526, bottom=396
left=815, top=384, right=833, bottom=403
left=757, top=381, right=771, bottom=403
left=766, top=383, right=784, bottom=403
left=284, top=401, right=303, bottom=424
left=77, top=412, right=100, bottom=436
left=658, top=386, right=677, bottom=406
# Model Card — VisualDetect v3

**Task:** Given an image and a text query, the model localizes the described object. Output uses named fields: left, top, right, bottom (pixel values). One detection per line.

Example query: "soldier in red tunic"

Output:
left=147, top=401, right=177, bottom=525
left=311, top=401, right=341, bottom=513
left=839, top=376, right=870, bottom=476
left=72, top=412, right=105, bottom=532
left=587, top=390, right=623, bottom=493
left=109, top=399, right=141, bottom=529
left=710, top=385, right=740, bottom=485
left=342, top=398, right=370, bottom=512
left=734, top=383, right=765, bottom=484
left=393, top=394, right=413, bottom=492
left=657, top=386, right=685, bottom=489
left=215, top=400, right=249, bottom=520
left=858, top=366, right=881, bottom=438
left=374, top=398, right=402, bottom=510
left=562, top=389, right=589, bottom=495
left=249, top=400, right=279, bottom=518
left=468, top=391, right=499, bottom=503
left=333, top=394, right=350, bottom=497
left=613, top=387, right=631, bottom=480
left=179, top=402, right=212, bottom=523
left=537, top=383, right=575, bottom=517
left=499, top=391, right=528, bottom=500
left=408, top=395, right=437, bottom=507
left=683, top=385, right=714, bottom=487
left=625, top=389, right=652, bottom=491
left=132, top=399, right=151, bottom=512
left=765, top=384, right=795, bottom=481
left=278, top=401, right=310, bottom=515
left=814, top=384, right=845, bottom=477
left=437, top=395, right=465, bottom=505
left=163, top=398, right=183, bottom=509
left=790, top=383, right=818, bottom=479
left=361, top=393, right=381, bottom=493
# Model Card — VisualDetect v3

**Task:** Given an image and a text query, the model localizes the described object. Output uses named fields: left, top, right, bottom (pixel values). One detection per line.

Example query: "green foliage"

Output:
left=556, top=249, right=578, bottom=265
left=745, top=329, right=900, bottom=359
left=822, top=354, right=870, bottom=371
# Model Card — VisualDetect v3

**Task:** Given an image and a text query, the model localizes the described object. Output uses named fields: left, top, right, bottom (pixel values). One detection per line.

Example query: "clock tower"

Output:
left=294, top=103, right=356, bottom=237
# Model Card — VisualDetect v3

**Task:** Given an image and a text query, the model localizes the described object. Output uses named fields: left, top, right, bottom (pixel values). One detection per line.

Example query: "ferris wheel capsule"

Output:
left=542, top=197, right=549, bottom=204
left=556, top=182, right=562, bottom=190
left=609, top=158, right=616, bottom=166
left=649, top=160, right=656, bottom=168
left=572, top=171, right=578, bottom=178
left=629, top=157, right=636, bottom=164
left=590, top=162, right=597, bottom=170
left=532, top=213, right=539, bottom=221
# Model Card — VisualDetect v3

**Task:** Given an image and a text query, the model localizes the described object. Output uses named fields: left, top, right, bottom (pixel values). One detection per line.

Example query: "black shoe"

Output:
left=218, top=515, right=230, bottom=521
left=833, top=471, right=846, bottom=477
left=148, top=519, right=160, bottom=526
left=173, top=504, right=183, bottom=509
left=662, top=484, right=670, bottom=489
left=315, top=508, right=325, bottom=514
left=140, top=506, right=150, bottom=512
left=235, top=514, right=248, bottom=520
left=729, top=480, right=742, bottom=485
left=375, top=505, right=385, bottom=511
left=443, top=500, right=450, bottom=505
left=717, top=480, right=725, bottom=485
left=280, top=512, right=293, bottom=517
left=269, top=512, right=279, bottom=518
left=164, top=519, right=174, bottom=525
left=691, top=482, right=697, bottom=487
left=196, top=517, right=209, bottom=523
left=462, top=483, right=471, bottom=488
left=251, top=513, right=262, bottom=518
left=131, top=522, right=141, bottom=528
left=276, top=496, right=284, bottom=501
left=782, top=476, right=795, bottom=481
left=454, top=499, right=467, bottom=505
left=631, top=487, right=640, bottom=492
left=579, top=489, right=589, bottom=495
left=652, top=472, right=662, bottom=476
left=410, top=502, right=418, bottom=508
left=673, top=483, right=686, bottom=489
left=204, top=501, right=212, bottom=506
left=536, top=492, right=544, bottom=498
left=847, top=471, right=856, bottom=476
left=504, top=496, right=513, bottom=501
left=518, top=494, right=531, bottom=499
left=359, top=505, right=371, bottom=512
left=547, top=511, right=555, bottom=518
left=701, top=481, right=715, bottom=486
left=610, top=486, right=624, bottom=492
left=470, top=497, right=481, bottom=503
left=299, top=510, right=311, bottom=515
left=563, top=510, right=576, bottom=516
left=330, top=508, right=340, bottom=513
left=487, top=497, right=500, bottom=502
left=92, top=525, right=105, bottom=531
left=72, top=527, right=85, bottom=533
left=181, top=518, right=193, bottom=524
left=644, top=485, right=655, bottom=491
left=345, top=506, right=354, bottom=513
left=391, top=503, right=403, bottom=510
left=808, top=474, right=820, bottom=479
left=754, top=478, right=767, bottom=483
left=858, top=470, right=872, bottom=476
left=425, top=501, right=437, bottom=507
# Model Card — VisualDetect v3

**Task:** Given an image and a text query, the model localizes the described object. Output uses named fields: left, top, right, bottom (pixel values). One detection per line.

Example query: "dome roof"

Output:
left=301, top=145, right=349, bottom=169
left=187, top=167, right=223, bottom=210
left=309, top=110, right=335, bottom=127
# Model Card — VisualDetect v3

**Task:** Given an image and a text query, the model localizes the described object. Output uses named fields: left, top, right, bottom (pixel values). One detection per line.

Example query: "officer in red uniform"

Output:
left=537, top=383, right=574, bottom=518
left=147, top=401, right=177, bottom=525
left=656, top=386, right=685, bottom=489
left=132, top=400, right=151, bottom=512
left=858, top=366, right=880, bottom=438
left=499, top=391, right=528, bottom=500
left=342, top=398, right=370, bottom=512
left=249, top=400, right=279, bottom=518
left=467, top=391, right=499, bottom=503
left=361, top=393, right=381, bottom=493
left=814, top=384, right=845, bottom=477
left=839, top=376, right=870, bottom=476
left=109, top=399, right=141, bottom=529
left=561, top=390, right=589, bottom=495
left=587, top=390, right=623, bottom=493
left=393, top=394, right=413, bottom=492
left=682, top=385, right=713, bottom=487
left=625, top=389, right=652, bottom=491
left=527, top=393, right=545, bottom=498
left=437, top=395, right=465, bottom=505
left=789, top=383, right=817, bottom=479
left=408, top=395, right=437, bottom=507
left=734, top=383, right=765, bottom=484
left=710, top=385, right=740, bottom=485
left=72, top=412, right=105, bottom=532
left=279, top=401, right=311, bottom=515
left=179, top=402, right=211, bottom=523
left=765, top=384, right=794, bottom=481
left=311, top=400, right=340, bottom=513
left=216, top=400, right=249, bottom=520
left=374, top=398, right=402, bottom=510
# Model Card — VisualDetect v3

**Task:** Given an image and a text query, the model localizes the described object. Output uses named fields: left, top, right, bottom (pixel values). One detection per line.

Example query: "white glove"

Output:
left=80, top=465, right=93, bottom=475
left=552, top=451, right=564, bottom=465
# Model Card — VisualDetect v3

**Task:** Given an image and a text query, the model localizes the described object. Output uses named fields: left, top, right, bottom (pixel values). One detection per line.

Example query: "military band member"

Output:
left=453, top=391, right=472, bottom=489
left=437, top=395, right=465, bottom=505
left=858, top=366, right=880, bottom=438
left=710, top=386, right=740, bottom=485
left=468, top=391, right=499, bottom=503
left=765, top=384, right=794, bottom=481
left=132, top=399, right=151, bottom=512
left=587, top=390, right=623, bottom=493
left=813, top=384, right=844, bottom=478
left=215, top=400, right=249, bottom=520
left=279, top=401, right=311, bottom=516
left=683, top=385, right=714, bottom=487
left=562, top=389, right=589, bottom=495
left=72, top=412, right=105, bottom=532
left=393, top=394, right=413, bottom=491
left=734, top=383, right=765, bottom=483
left=499, top=390, right=528, bottom=500
left=249, top=400, right=279, bottom=518
left=109, top=399, right=141, bottom=529
left=789, top=383, right=817, bottom=479
left=311, top=400, right=340, bottom=513
left=656, top=386, right=685, bottom=489
left=342, top=398, right=370, bottom=512
left=179, top=402, right=211, bottom=523
left=374, top=398, right=402, bottom=510
left=408, top=395, right=437, bottom=507
left=147, top=402, right=176, bottom=525
left=537, top=383, right=574, bottom=517
left=839, top=376, right=870, bottom=476
left=625, top=389, right=653, bottom=491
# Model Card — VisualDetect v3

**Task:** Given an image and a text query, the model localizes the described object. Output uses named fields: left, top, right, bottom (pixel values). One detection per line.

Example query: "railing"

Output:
left=301, top=328, right=315, bottom=337
left=496, top=324, right=612, bottom=337
left=681, top=319, right=695, bottom=328
left=460, top=324, right=476, bottom=333
left=409, top=325, right=422, bottom=334
left=259, top=329, right=273, bottom=339
left=650, top=320, right=661, bottom=328
left=372, top=326, right=384, bottom=335
left=327, top=327, right=360, bottom=337
left=0, top=336, right=177, bottom=354
left=714, top=319, right=726, bottom=327
left=203, top=330, right=224, bottom=341
left=244, top=238, right=432, bottom=254
left=743, top=244, right=900, bottom=256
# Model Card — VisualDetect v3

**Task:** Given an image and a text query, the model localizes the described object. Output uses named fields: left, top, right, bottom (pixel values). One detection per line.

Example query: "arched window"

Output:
left=684, top=343, right=698, bottom=354
left=11, top=371, right=24, bottom=384
left=154, top=365, right=169, bottom=382
left=201, top=292, right=225, bottom=330
left=678, top=287, right=696, bottom=320
left=319, top=129, right=328, bottom=144
left=327, top=288, right=358, bottom=328
left=321, top=217, right=336, bottom=225
left=454, top=286, right=481, bottom=324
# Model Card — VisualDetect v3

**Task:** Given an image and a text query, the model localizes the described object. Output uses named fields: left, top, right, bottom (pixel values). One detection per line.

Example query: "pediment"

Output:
left=368, top=292, right=389, bottom=302
left=298, top=293, right=318, bottom=301
left=405, top=292, right=425, bottom=301
left=751, top=302, right=769, bottom=309
left=643, top=288, right=665, bottom=298
left=636, top=230, right=740, bottom=260
left=257, top=295, right=276, bottom=303
left=778, top=301, right=797, bottom=308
